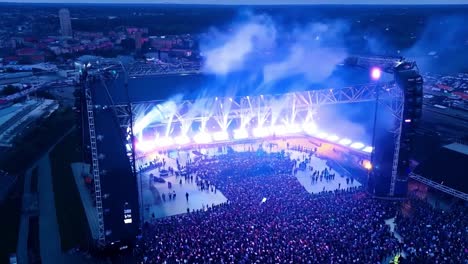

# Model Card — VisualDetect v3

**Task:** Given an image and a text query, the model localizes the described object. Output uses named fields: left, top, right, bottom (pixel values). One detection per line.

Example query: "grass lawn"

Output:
left=50, top=130, right=91, bottom=251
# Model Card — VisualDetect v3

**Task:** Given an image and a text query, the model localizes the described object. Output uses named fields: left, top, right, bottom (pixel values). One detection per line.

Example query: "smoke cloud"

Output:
left=404, top=15, right=468, bottom=73
left=200, top=14, right=350, bottom=90
left=201, top=14, right=276, bottom=75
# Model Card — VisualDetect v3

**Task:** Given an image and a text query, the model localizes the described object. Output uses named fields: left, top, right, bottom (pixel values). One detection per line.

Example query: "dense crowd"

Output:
left=395, top=198, right=467, bottom=263
left=135, top=151, right=402, bottom=263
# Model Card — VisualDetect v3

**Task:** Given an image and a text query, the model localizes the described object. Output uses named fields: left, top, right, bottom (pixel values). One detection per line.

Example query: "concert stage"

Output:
left=137, top=140, right=363, bottom=221
left=81, top=55, right=422, bottom=249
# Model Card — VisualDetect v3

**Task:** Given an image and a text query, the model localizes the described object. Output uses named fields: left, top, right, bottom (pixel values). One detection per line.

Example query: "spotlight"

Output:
left=362, top=160, right=373, bottom=170
left=363, top=146, right=373, bottom=153
left=285, top=124, right=302, bottom=134
left=350, top=142, right=365, bottom=150
left=233, top=129, right=249, bottom=140
left=213, top=131, right=229, bottom=141
left=338, top=138, right=352, bottom=146
left=371, top=67, right=382, bottom=80
left=316, top=132, right=328, bottom=139
left=271, top=125, right=286, bottom=136
left=303, top=123, right=318, bottom=135
left=327, top=135, right=340, bottom=142
left=174, top=135, right=190, bottom=145
left=136, top=140, right=156, bottom=152
left=253, top=127, right=270, bottom=138
left=156, top=137, right=174, bottom=147
left=193, top=132, right=212, bottom=144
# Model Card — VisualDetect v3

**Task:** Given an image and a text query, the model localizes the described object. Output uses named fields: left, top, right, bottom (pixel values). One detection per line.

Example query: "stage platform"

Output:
left=139, top=147, right=229, bottom=221
left=138, top=142, right=362, bottom=221
left=290, top=151, right=362, bottom=193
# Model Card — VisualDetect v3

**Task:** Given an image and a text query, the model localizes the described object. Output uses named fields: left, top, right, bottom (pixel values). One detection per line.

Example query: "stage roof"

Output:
left=443, top=143, right=468, bottom=156
left=91, top=65, right=382, bottom=105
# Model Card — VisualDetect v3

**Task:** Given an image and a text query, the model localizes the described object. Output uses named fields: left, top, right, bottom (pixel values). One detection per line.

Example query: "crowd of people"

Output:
left=135, top=151, right=405, bottom=263
left=395, top=197, right=467, bottom=263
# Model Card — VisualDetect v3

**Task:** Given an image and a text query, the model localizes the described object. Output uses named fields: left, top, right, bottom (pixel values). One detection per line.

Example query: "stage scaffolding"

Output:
left=82, top=56, right=417, bottom=247
left=112, top=82, right=401, bottom=130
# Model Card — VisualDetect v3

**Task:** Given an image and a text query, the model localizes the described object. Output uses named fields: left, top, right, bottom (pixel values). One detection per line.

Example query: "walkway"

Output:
left=71, top=163, right=100, bottom=241
left=16, top=126, right=100, bottom=264
left=16, top=169, right=33, bottom=264
left=385, top=217, right=407, bottom=261
left=38, top=154, right=63, bottom=263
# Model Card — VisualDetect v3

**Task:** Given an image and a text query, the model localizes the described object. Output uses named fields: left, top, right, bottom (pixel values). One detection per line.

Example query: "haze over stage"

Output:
left=91, top=64, right=389, bottom=105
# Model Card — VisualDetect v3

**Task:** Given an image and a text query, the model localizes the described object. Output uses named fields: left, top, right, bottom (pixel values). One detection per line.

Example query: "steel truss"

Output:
left=96, top=55, right=422, bottom=203
left=409, top=173, right=468, bottom=201
left=126, top=62, right=201, bottom=77
left=110, top=82, right=400, bottom=130
left=346, top=55, right=408, bottom=74
left=111, top=81, right=405, bottom=199
left=388, top=89, right=404, bottom=196
left=84, top=81, right=106, bottom=247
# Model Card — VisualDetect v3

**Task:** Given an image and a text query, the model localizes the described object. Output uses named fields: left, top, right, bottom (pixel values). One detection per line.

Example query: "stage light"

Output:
left=362, top=160, right=373, bottom=170
left=285, top=124, right=302, bottom=134
left=371, top=67, right=382, bottom=80
left=136, top=140, right=156, bottom=152
left=338, top=138, right=352, bottom=146
left=193, top=132, right=212, bottom=144
left=404, top=119, right=412, bottom=123
left=327, top=135, right=340, bottom=142
left=350, top=142, right=365, bottom=150
left=253, top=127, right=270, bottom=138
left=233, top=129, right=249, bottom=140
left=174, top=135, right=190, bottom=145
left=303, top=123, right=318, bottom=135
left=316, top=132, right=329, bottom=139
left=363, top=146, right=373, bottom=153
left=156, top=137, right=174, bottom=147
left=271, top=125, right=287, bottom=136
left=213, top=131, right=229, bottom=141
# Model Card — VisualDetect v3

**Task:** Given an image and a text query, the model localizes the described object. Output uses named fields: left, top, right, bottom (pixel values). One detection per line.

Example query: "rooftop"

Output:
left=443, top=142, right=468, bottom=156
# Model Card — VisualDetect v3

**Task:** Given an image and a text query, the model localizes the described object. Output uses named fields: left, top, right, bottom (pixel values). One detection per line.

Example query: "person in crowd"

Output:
left=135, top=151, right=466, bottom=264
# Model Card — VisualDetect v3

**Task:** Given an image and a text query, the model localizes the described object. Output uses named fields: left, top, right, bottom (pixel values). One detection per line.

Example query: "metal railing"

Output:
left=409, top=173, right=468, bottom=201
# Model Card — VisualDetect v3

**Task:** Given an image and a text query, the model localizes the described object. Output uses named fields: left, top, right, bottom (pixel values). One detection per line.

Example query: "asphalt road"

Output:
left=420, top=103, right=468, bottom=142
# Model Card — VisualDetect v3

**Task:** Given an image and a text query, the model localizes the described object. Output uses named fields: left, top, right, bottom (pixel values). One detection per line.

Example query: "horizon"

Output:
left=1, top=0, right=467, bottom=5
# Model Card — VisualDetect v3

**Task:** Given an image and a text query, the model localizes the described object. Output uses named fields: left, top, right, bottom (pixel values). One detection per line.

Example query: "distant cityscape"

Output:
left=0, top=6, right=205, bottom=148
left=0, top=6, right=466, bottom=148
